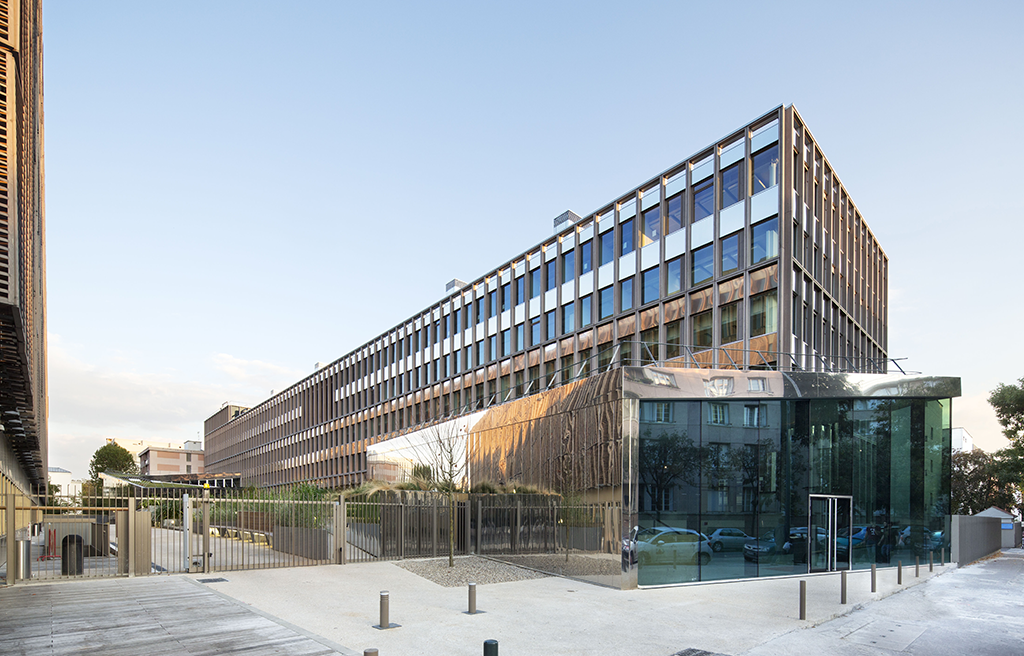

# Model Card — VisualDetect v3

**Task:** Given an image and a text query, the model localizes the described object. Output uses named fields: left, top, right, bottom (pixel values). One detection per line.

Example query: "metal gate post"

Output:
left=432, top=496, right=438, bottom=558
left=399, top=502, right=406, bottom=560
left=127, top=496, right=136, bottom=577
left=476, top=499, right=482, bottom=555
left=335, top=498, right=348, bottom=565
left=182, top=494, right=191, bottom=573
left=5, top=493, right=16, bottom=586
left=463, top=499, right=470, bottom=555
left=202, top=488, right=211, bottom=573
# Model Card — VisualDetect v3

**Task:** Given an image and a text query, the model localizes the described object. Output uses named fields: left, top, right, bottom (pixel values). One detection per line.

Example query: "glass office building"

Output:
left=205, top=104, right=893, bottom=502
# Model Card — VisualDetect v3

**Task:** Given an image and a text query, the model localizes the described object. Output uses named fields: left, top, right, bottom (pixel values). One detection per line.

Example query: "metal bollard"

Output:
left=468, top=582, right=477, bottom=614
left=841, top=569, right=847, bottom=605
left=799, top=580, right=807, bottom=620
left=915, top=556, right=920, bottom=578
left=897, top=561, right=903, bottom=585
left=364, top=650, right=379, bottom=656
left=941, top=548, right=945, bottom=565
left=484, top=639, right=499, bottom=656
left=929, top=551, right=934, bottom=572
left=871, top=564, right=877, bottom=593
left=379, top=591, right=390, bottom=629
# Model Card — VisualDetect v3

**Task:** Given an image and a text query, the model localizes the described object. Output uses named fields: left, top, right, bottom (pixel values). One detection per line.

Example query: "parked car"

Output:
left=633, top=527, right=713, bottom=566
left=707, top=528, right=754, bottom=552
left=743, top=530, right=780, bottom=562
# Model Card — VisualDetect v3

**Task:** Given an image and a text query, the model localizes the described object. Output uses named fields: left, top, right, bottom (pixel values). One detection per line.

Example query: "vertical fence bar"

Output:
left=204, top=489, right=212, bottom=569
left=476, top=500, right=482, bottom=555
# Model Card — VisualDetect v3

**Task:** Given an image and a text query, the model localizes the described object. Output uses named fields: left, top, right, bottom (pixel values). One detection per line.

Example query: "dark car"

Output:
left=743, top=530, right=779, bottom=562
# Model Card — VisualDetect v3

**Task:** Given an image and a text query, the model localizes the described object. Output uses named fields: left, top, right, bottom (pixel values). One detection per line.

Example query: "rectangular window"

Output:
left=599, top=286, right=614, bottom=320
left=641, top=206, right=660, bottom=246
left=640, top=327, right=659, bottom=362
left=667, top=257, right=682, bottom=295
left=563, top=301, right=575, bottom=334
left=641, top=401, right=674, bottom=423
left=751, top=144, right=779, bottom=195
left=530, top=269, right=541, bottom=298
left=708, top=403, right=729, bottom=425
left=545, top=260, right=557, bottom=291
left=721, top=300, right=741, bottom=344
left=501, top=284, right=510, bottom=312
left=571, top=296, right=588, bottom=330
left=666, top=193, right=683, bottom=234
left=721, top=161, right=743, bottom=208
left=693, top=178, right=714, bottom=222
left=453, top=308, right=462, bottom=333
left=516, top=276, right=524, bottom=305
left=620, top=278, right=634, bottom=312
left=545, top=311, right=556, bottom=340
left=665, top=319, right=681, bottom=359
left=488, top=335, right=497, bottom=361
left=751, top=217, right=779, bottom=263
left=476, top=300, right=485, bottom=324
left=692, top=244, right=714, bottom=285
left=580, top=241, right=592, bottom=275
left=515, top=324, right=524, bottom=351
left=562, top=249, right=575, bottom=284
left=642, top=267, right=660, bottom=305
left=477, top=340, right=486, bottom=364
left=502, top=329, right=511, bottom=356
left=620, top=218, right=634, bottom=256
left=750, top=291, right=778, bottom=337
left=721, top=233, right=740, bottom=275
left=599, top=229, right=614, bottom=266
left=744, top=404, right=765, bottom=427
left=693, top=310, right=713, bottom=347
left=489, top=290, right=498, bottom=317
left=530, top=317, right=541, bottom=345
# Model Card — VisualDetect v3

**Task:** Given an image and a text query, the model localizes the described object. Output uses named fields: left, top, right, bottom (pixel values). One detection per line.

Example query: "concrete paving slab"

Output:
left=188, top=555, right=952, bottom=655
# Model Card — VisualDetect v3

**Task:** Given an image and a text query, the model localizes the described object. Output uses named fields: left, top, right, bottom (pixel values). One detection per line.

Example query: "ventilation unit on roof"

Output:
left=553, top=210, right=583, bottom=233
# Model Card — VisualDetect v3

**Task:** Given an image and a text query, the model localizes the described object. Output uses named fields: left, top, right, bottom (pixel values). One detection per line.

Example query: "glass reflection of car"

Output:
left=743, top=530, right=779, bottom=562
left=634, top=527, right=712, bottom=566
left=836, top=526, right=873, bottom=558
left=707, top=528, right=754, bottom=552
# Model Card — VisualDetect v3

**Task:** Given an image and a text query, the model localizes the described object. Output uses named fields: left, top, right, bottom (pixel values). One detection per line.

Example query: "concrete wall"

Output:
left=951, top=515, right=1002, bottom=566
left=1004, top=522, right=1022, bottom=549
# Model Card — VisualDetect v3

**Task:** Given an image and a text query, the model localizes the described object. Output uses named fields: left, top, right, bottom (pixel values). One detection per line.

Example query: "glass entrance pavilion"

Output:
left=625, top=368, right=956, bottom=587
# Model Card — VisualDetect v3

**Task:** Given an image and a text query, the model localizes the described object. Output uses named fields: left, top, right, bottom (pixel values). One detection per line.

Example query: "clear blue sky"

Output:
left=43, top=1, right=1024, bottom=478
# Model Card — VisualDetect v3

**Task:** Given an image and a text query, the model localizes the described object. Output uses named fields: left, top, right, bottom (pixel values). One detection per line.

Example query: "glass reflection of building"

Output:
left=628, top=369, right=955, bottom=587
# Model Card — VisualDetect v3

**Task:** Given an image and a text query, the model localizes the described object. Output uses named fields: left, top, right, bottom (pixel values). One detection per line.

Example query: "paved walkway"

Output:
left=2, top=551, right=1020, bottom=655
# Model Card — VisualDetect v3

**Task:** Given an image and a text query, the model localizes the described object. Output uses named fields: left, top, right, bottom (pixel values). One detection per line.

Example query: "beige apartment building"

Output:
left=139, top=444, right=204, bottom=476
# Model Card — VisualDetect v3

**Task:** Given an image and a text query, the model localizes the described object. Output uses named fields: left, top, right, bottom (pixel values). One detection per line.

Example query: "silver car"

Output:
left=634, top=527, right=713, bottom=566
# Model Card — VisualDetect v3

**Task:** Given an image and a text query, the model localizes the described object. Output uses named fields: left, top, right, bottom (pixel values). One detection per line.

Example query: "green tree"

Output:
left=989, top=378, right=1024, bottom=445
left=88, top=442, right=139, bottom=484
left=951, top=449, right=1017, bottom=515
left=988, top=379, right=1024, bottom=516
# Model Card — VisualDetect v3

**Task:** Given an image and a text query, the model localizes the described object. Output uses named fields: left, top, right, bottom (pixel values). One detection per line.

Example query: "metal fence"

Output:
left=342, top=493, right=620, bottom=566
left=3, top=486, right=621, bottom=586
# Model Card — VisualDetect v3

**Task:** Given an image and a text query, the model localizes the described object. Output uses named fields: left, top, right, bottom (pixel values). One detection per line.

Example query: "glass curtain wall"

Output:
left=636, top=397, right=951, bottom=585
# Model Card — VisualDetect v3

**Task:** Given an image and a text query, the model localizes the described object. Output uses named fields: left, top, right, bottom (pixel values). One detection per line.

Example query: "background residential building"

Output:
left=139, top=444, right=204, bottom=476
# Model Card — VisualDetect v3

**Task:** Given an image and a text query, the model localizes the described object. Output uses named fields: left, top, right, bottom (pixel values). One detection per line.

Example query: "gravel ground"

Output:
left=395, top=556, right=550, bottom=587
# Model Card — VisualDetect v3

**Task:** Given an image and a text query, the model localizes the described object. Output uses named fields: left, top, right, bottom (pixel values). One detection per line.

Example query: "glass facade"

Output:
left=635, top=392, right=951, bottom=586
left=204, top=105, right=892, bottom=498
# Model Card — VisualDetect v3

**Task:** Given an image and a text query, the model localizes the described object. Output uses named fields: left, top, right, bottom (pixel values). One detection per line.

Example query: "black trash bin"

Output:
left=61, top=534, right=84, bottom=575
